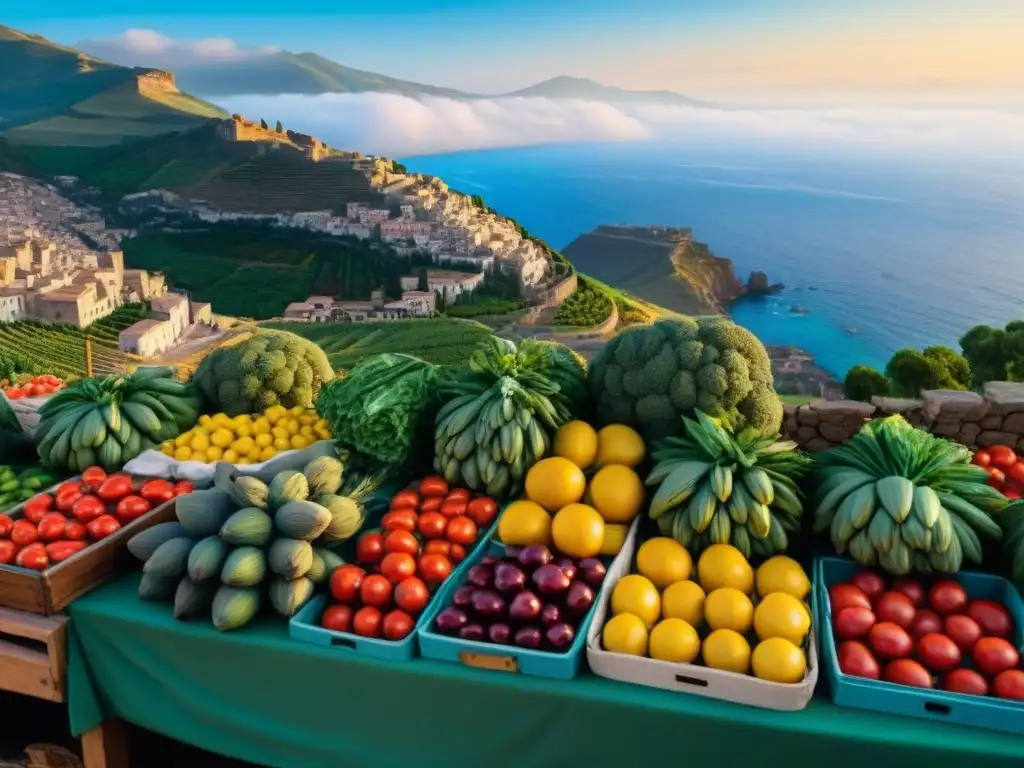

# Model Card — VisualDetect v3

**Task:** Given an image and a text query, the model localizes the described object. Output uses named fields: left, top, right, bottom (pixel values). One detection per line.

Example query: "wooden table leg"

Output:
left=81, top=719, right=129, bottom=768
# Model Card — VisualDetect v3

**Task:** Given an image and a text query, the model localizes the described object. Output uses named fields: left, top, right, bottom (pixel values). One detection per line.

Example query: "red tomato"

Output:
left=944, top=668, right=989, bottom=696
left=834, top=606, right=876, bottom=640
left=467, top=497, right=498, bottom=527
left=989, top=445, right=1018, bottom=469
left=1007, top=462, right=1024, bottom=489
left=420, top=497, right=443, bottom=514
left=22, top=494, right=54, bottom=521
left=449, top=543, right=467, bottom=563
left=65, top=521, right=87, bottom=541
left=389, top=490, right=420, bottom=510
left=1004, top=486, right=1023, bottom=501
left=379, top=552, right=417, bottom=584
left=140, top=479, right=175, bottom=504
left=86, top=514, right=121, bottom=540
left=0, top=540, right=19, bottom=565
left=973, top=637, right=1020, bottom=677
left=875, top=591, right=916, bottom=630
left=830, top=583, right=871, bottom=614
left=173, top=480, right=195, bottom=497
left=356, top=532, right=385, bottom=565
left=439, top=500, right=468, bottom=518
left=359, top=574, right=393, bottom=609
left=81, top=466, right=108, bottom=492
left=868, top=622, right=913, bottom=660
left=967, top=599, right=1014, bottom=639
left=96, top=475, right=133, bottom=503
left=45, top=540, right=88, bottom=563
left=943, top=615, right=983, bottom=653
left=992, top=669, right=1024, bottom=700
left=6, top=388, right=24, bottom=399
left=423, top=539, right=451, bottom=557
left=384, top=530, right=420, bottom=557
left=55, top=487, right=83, bottom=513
left=321, top=604, right=354, bottom=632
left=329, top=564, right=366, bottom=603
left=419, top=476, right=449, bottom=498
left=850, top=571, right=887, bottom=603
left=353, top=606, right=383, bottom=638
left=417, top=511, right=448, bottom=540
left=36, top=512, right=67, bottom=542
left=394, top=576, right=430, bottom=614
left=885, top=659, right=933, bottom=689
left=917, top=633, right=961, bottom=673
left=54, top=480, right=82, bottom=497
left=911, top=609, right=944, bottom=639
left=837, top=641, right=881, bottom=680
left=382, top=609, right=415, bottom=640
left=381, top=510, right=418, bottom=533
left=891, top=578, right=925, bottom=609
left=115, top=495, right=152, bottom=522
left=0, top=513, right=12, bottom=537
left=15, top=542, right=48, bottom=571
left=418, top=553, right=452, bottom=586
left=928, top=580, right=968, bottom=616
left=10, top=519, right=38, bottom=547
left=71, top=495, right=106, bottom=523
left=446, top=488, right=471, bottom=505
left=987, top=467, right=1006, bottom=488
left=445, top=515, right=478, bottom=546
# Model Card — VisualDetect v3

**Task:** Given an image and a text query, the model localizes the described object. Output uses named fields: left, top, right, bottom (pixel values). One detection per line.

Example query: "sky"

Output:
left=5, top=0, right=1024, bottom=104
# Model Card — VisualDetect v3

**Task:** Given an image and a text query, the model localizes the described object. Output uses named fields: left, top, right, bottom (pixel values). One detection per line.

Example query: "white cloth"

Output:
left=9, top=394, right=53, bottom=438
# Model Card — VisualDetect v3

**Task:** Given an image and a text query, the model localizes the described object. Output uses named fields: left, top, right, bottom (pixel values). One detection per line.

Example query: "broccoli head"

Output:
left=588, top=318, right=782, bottom=440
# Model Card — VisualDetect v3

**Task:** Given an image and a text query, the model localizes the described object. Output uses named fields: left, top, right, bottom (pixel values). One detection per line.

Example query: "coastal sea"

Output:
left=403, top=141, right=1024, bottom=378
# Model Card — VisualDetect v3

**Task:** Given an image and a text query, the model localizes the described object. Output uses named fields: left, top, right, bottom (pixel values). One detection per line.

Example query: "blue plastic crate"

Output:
left=816, top=556, right=1024, bottom=735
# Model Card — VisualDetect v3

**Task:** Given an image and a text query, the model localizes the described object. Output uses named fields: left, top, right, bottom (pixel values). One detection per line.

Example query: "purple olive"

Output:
left=488, top=622, right=513, bottom=645
left=578, top=558, right=607, bottom=587
left=518, top=544, right=553, bottom=570
left=493, top=563, right=527, bottom=594
left=540, top=603, right=561, bottom=627
left=545, top=622, right=576, bottom=651
left=470, top=589, right=506, bottom=618
left=434, top=607, right=469, bottom=634
left=509, top=590, right=543, bottom=621
left=532, top=563, right=571, bottom=595
left=466, top=564, right=494, bottom=589
left=481, top=555, right=500, bottom=566
left=452, top=585, right=475, bottom=609
left=459, top=623, right=487, bottom=642
left=565, top=581, right=596, bottom=614
left=557, top=557, right=578, bottom=582
left=514, top=626, right=543, bottom=649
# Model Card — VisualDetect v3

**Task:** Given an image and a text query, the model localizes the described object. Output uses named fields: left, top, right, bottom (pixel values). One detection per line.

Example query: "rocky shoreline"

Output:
left=766, top=346, right=844, bottom=400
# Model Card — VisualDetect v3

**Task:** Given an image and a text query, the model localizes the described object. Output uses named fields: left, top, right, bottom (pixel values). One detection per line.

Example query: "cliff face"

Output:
left=135, top=69, right=179, bottom=94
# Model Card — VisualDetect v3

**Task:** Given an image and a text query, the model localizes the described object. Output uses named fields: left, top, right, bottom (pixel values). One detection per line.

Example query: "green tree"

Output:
left=260, top=118, right=268, bottom=130
left=885, top=346, right=971, bottom=396
left=922, top=345, right=971, bottom=389
left=417, top=267, right=429, bottom=292
left=844, top=365, right=889, bottom=402
left=960, top=324, right=1007, bottom=385
left=275, top=120, right=283, bottom=133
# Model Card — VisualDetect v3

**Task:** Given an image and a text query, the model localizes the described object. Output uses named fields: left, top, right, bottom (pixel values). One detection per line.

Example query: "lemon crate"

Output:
left=417, top=519, right=639, bottom=680
left=289, top=495, right=500, bottom=662
left=586, top=536, right=819, bottom=710
left=815, top=556, right=1024, bottom=734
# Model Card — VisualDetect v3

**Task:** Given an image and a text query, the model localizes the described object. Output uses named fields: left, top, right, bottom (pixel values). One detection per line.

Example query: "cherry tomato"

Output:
left=1007, top=462, right=1024, bottom=489
left=972, top=449, right=992, bottom=467
left=329, top=564, right=366, bottom=603
left=86, top=514, right=121, bottom=540
left=417, top=511, right=448, bottom=540
left=837, top=641, right=881, bottom=680
left=418, top=553, right=452, bottom=586
left=359, top=574, right=393, bottom=609
left=440, top=500, right=468, bottom=518
left=911, top=609, right=943, bottom=639
left=71, top=495, right=106, bottom=523
left=830, top=583, right=871, bottom=614
left=445, top=488, right=471, bottom=505
left=992, top=669, right=1024, bottom=700
left=382, top=609, right=415, bottom=640
left=356, top=532, right=385, bottom=565
left=943, top=615, right=983, bottom=653
left=973, top=637, right=1020, bottom=677
left=1004, top=486, right=1023, bottom=501
left=384, top=530, right=420, bottom=557
left=140, top=479, right=175, bottom=504
left=967, top=599, right=1014, bottom=639
left=944, top=668, right=989, bottom=696
left=868, top=622, right=913, bottom=660
left=834, top=606, right=876, bottom=640
left=394, top=576, right=430, bottom=614
left=0, top=513, right=12, bottom=538
left=45, top=540, right=88, bottom=563
left=115, top=495, right=152, bottom=522
left=389, top=490, right=420, bottom=510
left=65, top=520, right=88, bottom=541
left=96, top=475, right=133, bottom=503
left=445, top=515, right=478, bottom=546
left=15, top=542, right=48, bottom=571
left=917, top=633, right=961, bottom=673
left=173, top=480, right=195, bottom=497
left=449, top=543, right=467, bottom=563
left=321, top=604, right=353, bottom=632
left=379, top=552, right=417, bottom=584
left=884, top=659, right=933, bottom=689
left=36, top=512, right=67, bottom=542
left=419, top=476, right=449, bottom=498
left=353, top=606, right=383, bottom=638
left=987, top=467, right=1006, bottom=488
left=81, top=466, right=107, bottom=492
left=891, top=578, right=925, bottom=609
left=381, top=509, right=418, bottom=533
left=423, top=539, right=451, bottom=557
left=420, top=497, right=443, bottom=514
left=928, top=580, right=968, bottom=616
left=467, top=497, right=498, bottom=527
left=10, top=519, right=39, bottom=547
left=0, top=540, right=19, bottom=565
left=55, top=487, right=83, bottom=513
left=989, top=445, right=1018, bottom=469
left=875, top=591, right=916, bottom=630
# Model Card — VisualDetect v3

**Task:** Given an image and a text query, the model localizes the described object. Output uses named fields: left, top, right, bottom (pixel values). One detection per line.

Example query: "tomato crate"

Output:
left=815, top=556, right=1024, bottom=734
left=416, top=519, right=638, bottom=680
left=0, top=477, right=178, bottom=615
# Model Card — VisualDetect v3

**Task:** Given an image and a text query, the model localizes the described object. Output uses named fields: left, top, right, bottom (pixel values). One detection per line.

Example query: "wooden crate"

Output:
left=0, top=606, right=68, bottom=701
left=0, top=478, right=179, bottom=615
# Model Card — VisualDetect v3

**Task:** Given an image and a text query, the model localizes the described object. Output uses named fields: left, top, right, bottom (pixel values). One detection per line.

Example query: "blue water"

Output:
left=403, top=141, right=1024, bottom=377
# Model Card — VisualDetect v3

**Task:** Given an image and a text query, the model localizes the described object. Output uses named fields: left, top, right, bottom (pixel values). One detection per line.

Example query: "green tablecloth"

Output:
left=68, top=574, right=1023, bottom=768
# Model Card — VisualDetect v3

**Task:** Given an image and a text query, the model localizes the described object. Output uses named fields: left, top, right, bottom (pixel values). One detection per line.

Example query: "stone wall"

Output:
left=527, top=271, right=578, bottom=310
left=782, top=382, right=1024, bottom=452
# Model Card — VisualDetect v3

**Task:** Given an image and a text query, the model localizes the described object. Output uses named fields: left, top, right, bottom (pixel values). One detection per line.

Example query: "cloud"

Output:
left=214, top=92, right=1024, bottom=158
left=80, top=29, right=278, bottom=68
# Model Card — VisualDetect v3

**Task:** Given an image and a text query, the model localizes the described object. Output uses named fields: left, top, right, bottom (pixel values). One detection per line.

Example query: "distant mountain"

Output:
left=501, top=76, right=711, bottom=107
left=0, top=25, right=225, bottom=147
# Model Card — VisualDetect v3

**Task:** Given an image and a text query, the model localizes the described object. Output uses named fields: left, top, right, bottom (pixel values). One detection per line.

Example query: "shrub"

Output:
left=885, top=346, right=971, bottom=396
left=554, top=282, right=613, bottom=327
left=844, top=365, right=889, bottom=402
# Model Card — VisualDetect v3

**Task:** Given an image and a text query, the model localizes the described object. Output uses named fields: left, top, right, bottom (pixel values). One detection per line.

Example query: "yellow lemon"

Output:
left=161, top=443, right=174, bottom=456
left=524, top=457, right=586, bottom=512
left=299, top=425, right=315, bottom=438
left=211, top=413, right=232, bottom=428
left=210, top=428, right=234, bottom=449
left=222, top=449, right=239, bottom=464
left=705, top=588, right=754, bottom=633
left=265, top=405, right=286, bottom=423
left=697, top=544, right=754, bottom=593
left=551, top=503, right=605, bottom=559
left=752, top=638, right=806, bottom=684
left=636, top=537, right=692, bottom=589
left=290, top=435, right=310, bottom=450
left=255, top=433, right=273, bottom=448
left=252, top=417, right=271, bottom=435
left=497, top=500, right=552, bottom=547
left=234, top=423, right=253, bottom=438
left=232, top=436, right=255, bottom=455
left=248, top=446, right=263, bottom=462
left=553, top=420, right=599, bottom=469
left=755, top=556, right=810, bottom=601
left=290, top=405, right=305, bottom=416
left=189, top=432, right=210, bottom=452
left=236, top=458, right=252, bottom=466
left=661, top=580, right=705, bottom=625
left=702, top=629, right=751, bottom=674
left=260, top=446, right=277, bottom=462
left=271, top=426, right=289, bottom=441
left=173, top=446, right=192, bottom=461
left=198, top=414, right=213, bottom=428
left=204, top=446, right=224, bottom=462
left=611, top=574, right=661, bottom=628
left=285, top=419, right=300, bottom=436
left=273, top=437, right=291, bottom=451
left=315, top=426, right=331, bottom=440
left=299, top=413, right=317, bottom=426
left=315, top=418, right=330, bottom=432
left=599, top=524, right=628, bottom=556
left=174, top=431, right=192, bottom=447
left=234, top=413, right=252, bottom=425
left=602, top=613, right=649, bottom=656
left=649, top=619, right=701, bottom=664
left=595, top=424, right=645, bottom=468
left=753, top=592, right=810, bottom=645
left=588, top=464, right=645, bottom=523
